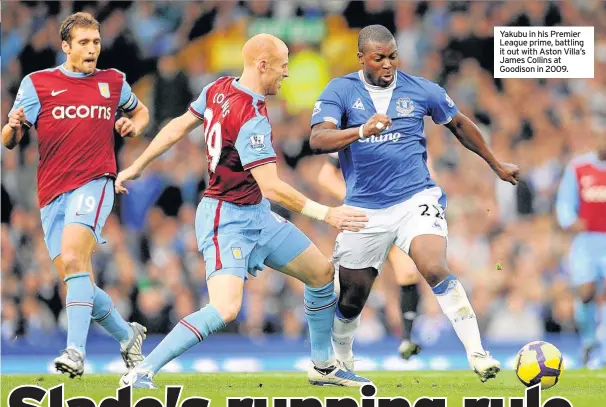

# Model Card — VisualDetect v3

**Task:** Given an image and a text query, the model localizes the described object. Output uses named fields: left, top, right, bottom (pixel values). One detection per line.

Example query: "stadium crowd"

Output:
left=2, top=0, right=606, bottom=346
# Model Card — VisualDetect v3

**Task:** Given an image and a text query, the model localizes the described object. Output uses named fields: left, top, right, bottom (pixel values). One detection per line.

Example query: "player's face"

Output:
left=262, top=49, right=289, bottom=96
left=358, top=40, right=398, bottom=87
left=63, top=27, right=101, bottom=74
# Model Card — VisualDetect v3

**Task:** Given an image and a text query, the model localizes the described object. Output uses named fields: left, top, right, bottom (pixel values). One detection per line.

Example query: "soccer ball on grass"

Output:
left=515, top=341, right=564, bottom=390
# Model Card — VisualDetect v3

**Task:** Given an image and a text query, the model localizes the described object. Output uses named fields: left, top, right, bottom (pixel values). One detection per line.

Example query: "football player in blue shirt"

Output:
left=310, top=25, right=519, bottom=382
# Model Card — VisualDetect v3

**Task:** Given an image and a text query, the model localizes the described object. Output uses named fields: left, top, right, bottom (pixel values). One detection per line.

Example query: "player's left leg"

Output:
left=262, top=214, right=371, bottom=387
left=396, top=187, right=499, bottom=382
left=389, top=246, right=422, bottom=360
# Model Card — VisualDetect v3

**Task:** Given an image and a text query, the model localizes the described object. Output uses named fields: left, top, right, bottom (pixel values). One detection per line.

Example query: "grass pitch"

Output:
left=2, top=370, right=605, bottom=407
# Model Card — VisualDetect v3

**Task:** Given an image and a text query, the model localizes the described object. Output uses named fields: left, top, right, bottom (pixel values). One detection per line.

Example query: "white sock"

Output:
left=433, top=276, right=485, bottom=356
left=332, top=314, right=360, bottom=362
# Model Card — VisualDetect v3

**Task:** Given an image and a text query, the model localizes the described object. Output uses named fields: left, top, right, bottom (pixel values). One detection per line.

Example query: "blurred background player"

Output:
left=2, top=12, right=150, bottom=377
left=310, top=25, right=519, bottom=382
left=556, top=131, right=606, bottom=367
left=116, top=34, right=371, bottom=389
left=318, top=153, right=422, bottom=360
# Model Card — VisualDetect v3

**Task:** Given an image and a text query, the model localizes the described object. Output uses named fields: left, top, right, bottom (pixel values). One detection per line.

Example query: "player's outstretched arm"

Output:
left=555, top=164, right=585, bottom=233
left=115, top=111, right=201, bottom=194
left=250, top=163, right=367, bottom=231
left=318, top=159, right=346, bottom=201
left=445, top=112, right=519, bottom=185
left=115, top=101, right=150, bottom=138
left=309, top=113, right=392, bottom=153
left=2, top=107, right=26, bottom=150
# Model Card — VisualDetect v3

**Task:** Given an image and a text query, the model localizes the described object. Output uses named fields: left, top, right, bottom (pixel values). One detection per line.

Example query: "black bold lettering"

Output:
left=543, top=398, right=573, bottom=407
left=414, top=399, right=446, bottom=407
left=99, top=386, right=131, bottom=407
left=7, top=385, right=47, bottom=407
left=67, top=398, right=97, bottom=407
left=273, top=399, right=287, bottom=407
left=378, top=398, right=411, bottom=407
left=326, top=397, right=359, bottom=407
left=509, top=398, right=524, bottom=407
left=465, top=398, right=504, bottom=407
left=292, top=398, right=323, bottom=407
left=134, top=398, right=163, bottom=407
left=180, top=398, right=211, bottom=407
left=526, top=385, right=540, bottom=407
left=228, top=399, right=268, bottom=407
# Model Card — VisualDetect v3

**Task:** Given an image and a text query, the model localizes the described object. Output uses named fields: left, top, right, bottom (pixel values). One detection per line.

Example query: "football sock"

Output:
left=305, top=282, right=338, bottom=368
left=140, top=304, right=225, bottom=374
left=91, top=285, right=133, bottom=345
left=64, top=273, right=95, bottom=355
left=400, top=284, right=419, bottom=341
left=599, top=304, right=606, bottom=362
left=433, top=274, right=485, bottom=355
left=332, top=308, right=360, bottom=363
left=575, top=299, right=597, bottom=349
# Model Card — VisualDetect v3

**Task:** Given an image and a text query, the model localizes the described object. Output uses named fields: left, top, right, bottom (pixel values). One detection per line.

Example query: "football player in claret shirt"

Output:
left=2, top=12, right=149, bottom=378
left=310, top=25, right=520, bottom=382
left=116, top=34, right=372, bottom=389
left=556, top=131, right=606, bottom=367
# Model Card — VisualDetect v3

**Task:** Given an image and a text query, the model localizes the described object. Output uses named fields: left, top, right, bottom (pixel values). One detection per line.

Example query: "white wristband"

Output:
left=358, top=124, right=367, bottom=140
left=301, top=200, right=329, bottom=221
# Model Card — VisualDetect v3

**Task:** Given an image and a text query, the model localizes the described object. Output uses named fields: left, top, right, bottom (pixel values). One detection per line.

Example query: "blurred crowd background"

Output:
left=2, top=0, right=606, bottom=347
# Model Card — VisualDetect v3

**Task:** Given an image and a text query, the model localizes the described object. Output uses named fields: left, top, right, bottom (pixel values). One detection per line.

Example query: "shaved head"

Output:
left=242, top=33, right=288, bottom=68
left=239, top=33, right=289, bottom=96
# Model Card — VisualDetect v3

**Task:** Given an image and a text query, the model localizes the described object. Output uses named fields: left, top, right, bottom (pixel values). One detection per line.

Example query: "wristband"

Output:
left=301, top=200, right=329, bottom=221
left=358, top=124, right=367, bottom=140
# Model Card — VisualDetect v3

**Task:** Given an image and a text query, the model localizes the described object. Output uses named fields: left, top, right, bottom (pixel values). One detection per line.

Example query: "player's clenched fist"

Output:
left=8, top=106, right=25, bottom=129
left=361, top=113, right=392, bottom=139
left=115, top=117, right=137, bottom=138
left=114, top=165, right=142, bottom=195
left=325, top=205, right=368, bottom=232
left=494, top=162, right=520, bottom=185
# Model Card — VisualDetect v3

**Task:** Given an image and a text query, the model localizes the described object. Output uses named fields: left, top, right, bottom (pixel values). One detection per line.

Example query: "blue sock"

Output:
left=304, top=282, right=337, bottom=365
left=65, top=273, right=95, bottom=355
left=599, top=304, right=606, bottom=363
left=92, top=285, right=132, bottom=345
left=575, top=299, right=597, bottom=348
left=141, top=304, right=226, bottom=374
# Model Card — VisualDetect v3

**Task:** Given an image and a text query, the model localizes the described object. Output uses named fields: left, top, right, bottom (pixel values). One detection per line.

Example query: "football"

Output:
left=515, top=341, right=564, bottom=390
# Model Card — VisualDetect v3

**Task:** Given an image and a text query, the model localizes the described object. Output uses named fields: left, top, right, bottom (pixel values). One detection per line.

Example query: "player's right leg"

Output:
left=328, top=211, right=393, bottom=370
left=121, top=274, right=242, bottom=389
left=568, top=237, right=599, bottom=366
left=388, top=247, right=422, bottom=360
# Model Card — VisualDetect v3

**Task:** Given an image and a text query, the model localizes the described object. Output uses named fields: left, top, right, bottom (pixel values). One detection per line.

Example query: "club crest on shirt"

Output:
left=98, top=82, right=110, bottom=99
left=396, top=97, right=414, bottom=117
left=312, top=101, right=321, bottom=116
left=232, top=247, right=243, bottom=260
left=249, top=134, right=266, bottom=151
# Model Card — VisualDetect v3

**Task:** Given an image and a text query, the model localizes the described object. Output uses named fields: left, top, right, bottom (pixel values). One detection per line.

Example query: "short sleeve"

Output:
left=428, top=83, right=458, bottom=125
left=9, top=76, right=41, bottom=128
left=119, top=78, right=138, bottom=112
left=188, top=81, right=215, bottom=120
left=235, top=116, right=277, bottom=170
left=310, top=79, right=346, bottom=129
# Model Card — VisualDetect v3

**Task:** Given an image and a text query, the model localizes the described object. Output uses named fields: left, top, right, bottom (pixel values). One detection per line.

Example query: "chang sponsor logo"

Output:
left=51, top=105, right=113, bottom=120
left=358, top=131, right=402, bottom=143
left=581, top=185, right=606, bottom=202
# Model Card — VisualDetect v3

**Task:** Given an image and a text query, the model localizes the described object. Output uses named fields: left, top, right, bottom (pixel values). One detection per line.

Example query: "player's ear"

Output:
left=61, top=40, right=71, bottom=54
left=258, top=59, right=268, bottom=73
left=357, top=51, right=364, bottom=66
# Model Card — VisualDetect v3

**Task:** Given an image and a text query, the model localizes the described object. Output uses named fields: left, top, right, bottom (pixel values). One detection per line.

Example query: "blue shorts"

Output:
left=196, top=197, right=312, bottom=280
left=40, top=177, right=114, bottom=260
left=568, top=232, right=606, bottom=287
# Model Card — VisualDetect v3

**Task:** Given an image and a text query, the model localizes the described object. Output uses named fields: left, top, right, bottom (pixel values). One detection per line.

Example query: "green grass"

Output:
left=2, top=370, right=605, bottom=407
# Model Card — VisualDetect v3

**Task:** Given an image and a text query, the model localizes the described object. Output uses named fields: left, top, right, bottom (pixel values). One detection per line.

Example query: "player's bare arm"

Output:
left=115, top=101, right=150, bottom=138
left=318, top=160, right=346, bottom=201
left=445, top=112, right=520, bottom=185
left=309, top=113, right=392, bottom=153
left=250, top=162, right=367, bottom=232
left=2, top=106, right=26, bottom=150
left=115, top=110, right=200, bottom=194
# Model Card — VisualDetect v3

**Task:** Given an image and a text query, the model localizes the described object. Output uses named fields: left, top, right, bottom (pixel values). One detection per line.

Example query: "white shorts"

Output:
left=332, top=187, right=448, bottom=272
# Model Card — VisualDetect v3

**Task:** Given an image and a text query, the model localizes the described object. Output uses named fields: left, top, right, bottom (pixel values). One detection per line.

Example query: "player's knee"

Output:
left=337, top=300, right=364, bottom=320
left=307, top=262, right=334, bottom=288
left=61, top=250, right=88, bottom=275
left=212, top=301, right=241, bottom=324
left=419, top=261, right=450, bottom=288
